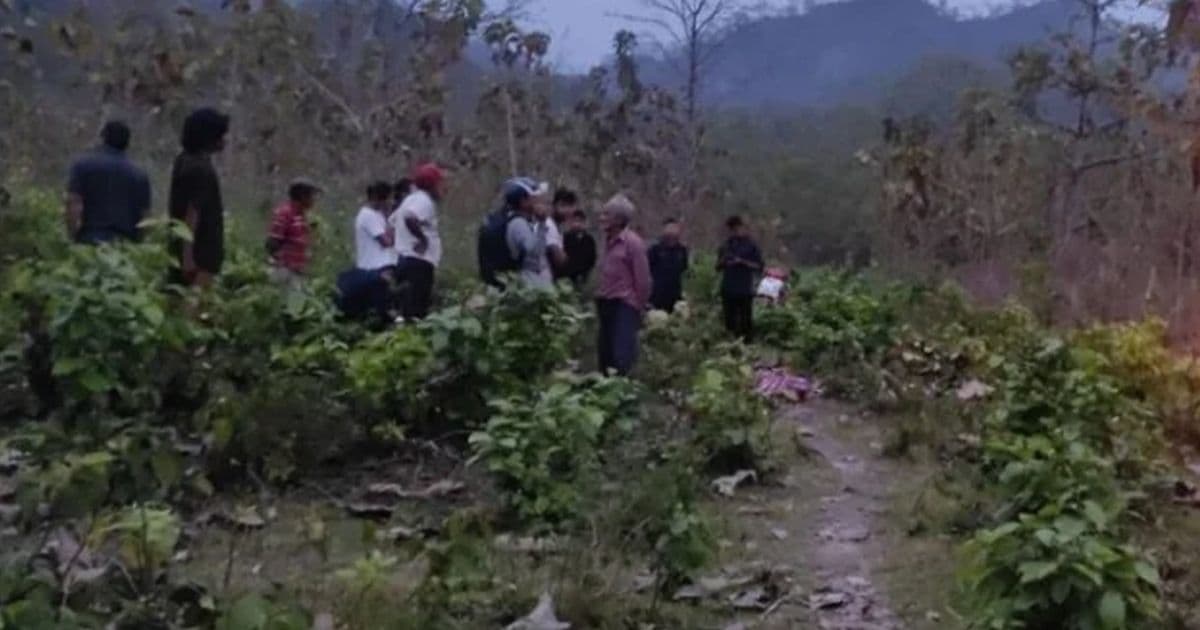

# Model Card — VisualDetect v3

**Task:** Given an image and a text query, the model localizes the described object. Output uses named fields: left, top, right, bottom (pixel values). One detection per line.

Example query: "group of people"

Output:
left=64, top=108, right=774, bottom=377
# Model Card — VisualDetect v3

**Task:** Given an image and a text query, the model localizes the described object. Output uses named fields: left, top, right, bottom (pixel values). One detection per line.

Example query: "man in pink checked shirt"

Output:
left=595, top=194, right=652, bottom=376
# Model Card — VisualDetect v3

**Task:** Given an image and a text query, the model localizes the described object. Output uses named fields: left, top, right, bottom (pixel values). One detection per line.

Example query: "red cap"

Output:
left=413, top=163, right=444, bottom=191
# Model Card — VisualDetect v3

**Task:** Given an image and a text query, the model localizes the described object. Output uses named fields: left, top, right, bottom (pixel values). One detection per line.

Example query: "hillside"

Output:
left=648, top=0, right=1076, bottom=109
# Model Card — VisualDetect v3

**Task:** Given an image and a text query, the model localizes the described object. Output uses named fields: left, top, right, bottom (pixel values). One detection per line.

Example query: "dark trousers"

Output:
left=399, top=257, right=435, bottom=320
left=596, top=298, right=641, bottom=376
left=723, top=295, right=754, bottom=341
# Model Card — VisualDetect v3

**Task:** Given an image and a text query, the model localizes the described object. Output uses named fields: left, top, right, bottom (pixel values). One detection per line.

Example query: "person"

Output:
left=355, top=181, right=397, bottom=272
left=390, top=163, right=444, bottom=320
left=334, top=181, right=400, bottom=321
left=717, top=215, right=764, bottom=341
left=560, top=208, right=597, bottom=288
left=266, top=178, right=321, bottom=287
left=552, top=189, right=596, bottom=286
left=647, top=218, right=689, bottom=312
left=595, top=194, right=651, bottom=376
left=479, top=178, right=536, bottom=290
left=65, top=120, right=152, bottom=244
left=169, top=107, right=230, bottom=287
left=541, top=188, right=567, bottom=278
left=506, top=179, right=553, bottom=289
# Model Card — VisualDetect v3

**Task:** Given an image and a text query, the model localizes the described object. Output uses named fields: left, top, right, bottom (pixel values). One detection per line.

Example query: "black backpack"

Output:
left=477, top=208, right=522, bottom=288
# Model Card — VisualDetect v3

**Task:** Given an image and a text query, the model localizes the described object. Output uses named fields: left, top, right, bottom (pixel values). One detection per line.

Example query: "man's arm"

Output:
left=265, top=208, right=288, bottom=255
left=134, top=173, right=151, bottom=240
left=744, top=243, right=765, bottom=271
left=404, top=214, right=428, bottom=254
left=181, top=203, right=199, bottom=277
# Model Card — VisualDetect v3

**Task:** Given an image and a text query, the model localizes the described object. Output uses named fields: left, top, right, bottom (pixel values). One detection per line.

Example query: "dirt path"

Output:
left=714, top=400, right=959, bottom=629
left=795, top=402, right=901, bottom=630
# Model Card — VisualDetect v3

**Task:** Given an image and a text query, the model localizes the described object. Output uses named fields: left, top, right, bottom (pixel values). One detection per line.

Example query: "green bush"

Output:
left=470, top=372, right=638, bottom=529
left=6, top=241, right=201, bottom=419
left=687, top=347, right=773, bottom=472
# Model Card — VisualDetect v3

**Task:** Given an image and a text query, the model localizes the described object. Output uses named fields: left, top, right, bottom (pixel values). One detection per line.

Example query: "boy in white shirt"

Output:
left=354, top=181, right=396, bottom=271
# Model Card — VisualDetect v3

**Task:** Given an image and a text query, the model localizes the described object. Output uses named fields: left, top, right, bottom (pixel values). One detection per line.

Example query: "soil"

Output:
left=710, top=400, right=961, bottom=630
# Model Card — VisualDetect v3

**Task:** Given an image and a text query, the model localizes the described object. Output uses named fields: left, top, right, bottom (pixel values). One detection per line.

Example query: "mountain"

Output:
left=646, top=0, right=1078, bottom=110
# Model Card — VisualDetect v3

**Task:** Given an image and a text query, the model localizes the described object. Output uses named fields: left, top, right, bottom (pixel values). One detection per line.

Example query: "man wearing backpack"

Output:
left=507, top=180, right=554, bottom=289
left=478, top=178, right=538, bottom=290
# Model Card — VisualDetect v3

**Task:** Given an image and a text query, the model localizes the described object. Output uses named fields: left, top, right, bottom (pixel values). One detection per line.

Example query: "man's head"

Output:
left=553, top=188, right=578, bottom=222
left=661, top=217, right=682, bottom=242
left=392, top=177, right=412, bottom=209
left=567, top=208, right=588, bottom=231
left=726, top=215, right=747, bottom=237
left=503, top=178, right=539, bottom=215
left=599, top=194, right=635, bottom=235
left=288, top=178, right=321, bottom=210
left=367, top=181, right=392, bottom=211
left=101, top=121, right=131, bottom=152
left=412, top=163, right=445, bottom=200
left=180, top=107, right=230, bottom=154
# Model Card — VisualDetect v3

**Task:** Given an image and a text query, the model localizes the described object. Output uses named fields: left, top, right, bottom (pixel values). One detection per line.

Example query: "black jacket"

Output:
left=559, top=229, right=597, bottom=284
left=648, top=240, right=689, bottom=310
left=717, top=236, right=763, bottom=298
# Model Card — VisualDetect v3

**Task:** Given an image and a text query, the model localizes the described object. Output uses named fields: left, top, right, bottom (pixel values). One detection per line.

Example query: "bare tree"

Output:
left=620, top=0, right=740, bottom=128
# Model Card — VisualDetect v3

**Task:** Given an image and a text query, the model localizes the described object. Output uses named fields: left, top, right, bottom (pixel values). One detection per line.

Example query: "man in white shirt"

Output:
left=390, top=163, right=444, bottom=319
left=355, top=181, right=397, bottom=271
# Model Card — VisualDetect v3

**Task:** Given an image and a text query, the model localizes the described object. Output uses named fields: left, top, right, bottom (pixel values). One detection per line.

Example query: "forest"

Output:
left=3, top=0, right=1200, bottom=628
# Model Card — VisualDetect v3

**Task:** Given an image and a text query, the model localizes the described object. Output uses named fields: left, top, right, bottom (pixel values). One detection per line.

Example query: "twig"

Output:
left=759, top=591, right=790, bottom=620
left=221, top=528, right=239, bottom=594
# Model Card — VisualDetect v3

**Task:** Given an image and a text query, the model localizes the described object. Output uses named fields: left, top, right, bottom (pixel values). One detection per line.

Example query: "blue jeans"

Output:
left=596, top=298, right=641, bottom=376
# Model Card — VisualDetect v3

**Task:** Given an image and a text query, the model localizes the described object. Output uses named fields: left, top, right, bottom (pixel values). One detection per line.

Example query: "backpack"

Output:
left=477, top=208, right=523, bottom=287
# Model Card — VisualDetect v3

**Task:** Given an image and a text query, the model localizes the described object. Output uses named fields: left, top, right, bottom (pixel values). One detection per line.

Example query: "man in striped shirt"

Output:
left=266, top=178, right=321, bottom=288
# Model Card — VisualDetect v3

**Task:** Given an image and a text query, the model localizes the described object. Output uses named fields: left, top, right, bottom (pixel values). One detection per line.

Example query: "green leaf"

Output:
left=218, top=594, right=271, bottom=630
left=1082, top=500, right=1108, bottom=529
left=1098, top=590, right=1126, bottom=630
left=1018, top=560, right=1059, bottom=584
left=1133, top=561, right=1160, bottom=586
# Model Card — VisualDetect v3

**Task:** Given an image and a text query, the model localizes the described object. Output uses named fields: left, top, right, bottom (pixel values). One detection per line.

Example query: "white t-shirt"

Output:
left=354, top=206, right=397, bottom=271
left=544, top=218, right=562, bottom=249
left=758, top=276, right=784, bottom=300
left=390, top=189, right=442, bottom=267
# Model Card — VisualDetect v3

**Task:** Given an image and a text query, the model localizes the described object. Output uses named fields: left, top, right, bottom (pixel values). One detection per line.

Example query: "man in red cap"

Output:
left=390, top=163, right=444, bottom=320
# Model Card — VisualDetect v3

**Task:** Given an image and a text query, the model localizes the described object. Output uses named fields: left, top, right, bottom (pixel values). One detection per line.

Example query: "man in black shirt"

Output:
left=169, top=108, right=230, bottom=288
left=717, top=215, right=764, bottom=341
left=648, top=217, right=689, bottom=312
left=554, top=190, right=597, bottom=287
left=65, top=121, right=151, bottom=244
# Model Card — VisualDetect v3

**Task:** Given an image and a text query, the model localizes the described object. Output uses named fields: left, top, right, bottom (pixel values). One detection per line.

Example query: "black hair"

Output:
left=367, top=181, right=392, bottom=202
left=288, top=182, right=319, bottom=203
left=393, top=177, right=412, bottom=198
left=662, top=217, right=680, bottom=226
left=726, top=215, right=745, bottom=230
left=553, top=188, right=578, bottom=207
left=571, top=208, right=587, bottom=221
left=101, top=121, right=131, bottom=151
left=180, top=107, right=230, bottom=154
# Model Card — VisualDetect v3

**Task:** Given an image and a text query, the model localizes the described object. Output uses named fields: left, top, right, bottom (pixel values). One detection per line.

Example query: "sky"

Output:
left=526, top=0, right=1153, bottom=71
left=530, top=0, right=1000, bottom=70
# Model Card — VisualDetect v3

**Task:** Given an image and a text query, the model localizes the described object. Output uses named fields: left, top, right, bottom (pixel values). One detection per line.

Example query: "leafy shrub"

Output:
left=6, top=241, right=201, bottom=419
left=343, top=325, right=434, bottom=422
left=642, top=302, right=720, bottom=394
left=1073, top=319, right=1200, bottom=445
left=94, top=503, right=181, bottom=574
left=963, top=507, right=1160, bottom=629
left=420, top=283, right=588, bottom=427
left=470, top=372, right=638, bottom=528
left=687, top=348, right=773, bottom=472
left=615, top=453, right=716, bottom=590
